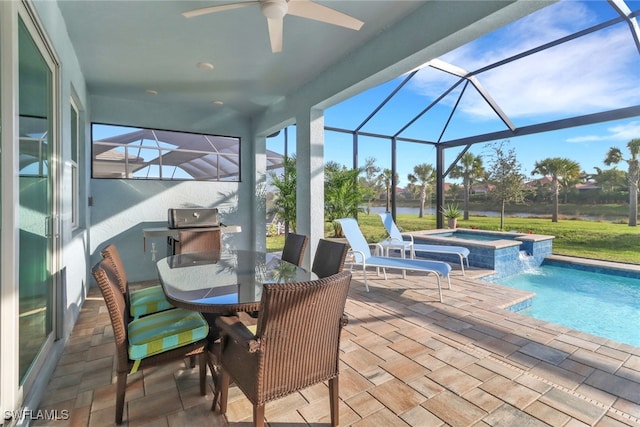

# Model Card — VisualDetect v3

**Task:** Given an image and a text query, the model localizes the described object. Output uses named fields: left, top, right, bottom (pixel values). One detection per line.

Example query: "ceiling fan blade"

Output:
left=287, top=0, right=363, bottom=31
left=266, top=17, right=284, bottom=53
left=182, top=1, right=258, bottom=18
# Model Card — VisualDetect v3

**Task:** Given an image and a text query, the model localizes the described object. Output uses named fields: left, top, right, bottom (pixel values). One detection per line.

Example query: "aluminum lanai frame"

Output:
left=325, top=3, right=640, bottom=228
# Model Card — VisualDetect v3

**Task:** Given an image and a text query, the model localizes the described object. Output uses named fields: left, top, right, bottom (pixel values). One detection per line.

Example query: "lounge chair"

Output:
left=336, top=218, right=451, bottom=302
left=378, top=213, right=470, bottom=275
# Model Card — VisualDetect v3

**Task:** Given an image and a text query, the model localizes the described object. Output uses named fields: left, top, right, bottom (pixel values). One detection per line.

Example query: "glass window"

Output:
left=91, top=123, right=241, bottom=181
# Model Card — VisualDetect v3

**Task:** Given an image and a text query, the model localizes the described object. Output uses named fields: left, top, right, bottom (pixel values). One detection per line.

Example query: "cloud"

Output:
left=566, top=120, right=640, bottom=143
left=409, top=1, right=640, bottom=121
left=566, top=135, right=607, bottom=143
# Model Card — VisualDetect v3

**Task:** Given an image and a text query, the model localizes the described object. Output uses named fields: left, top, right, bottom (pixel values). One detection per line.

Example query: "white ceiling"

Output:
left=56, top=1, right=548, bottom=123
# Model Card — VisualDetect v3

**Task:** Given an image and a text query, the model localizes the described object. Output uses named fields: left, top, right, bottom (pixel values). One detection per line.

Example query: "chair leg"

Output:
left=187, top=355, right=196, bottom=368
left=459, top=254, right=466, bottom=276
left=254, top=404, right=265, bottom=427
left=362, top=265, right=369, bottom=292
left=199, top=352, right=207, bottom=395
left=217, top=369, right=230, bottom=414
left=115, top=371, right=127, bottom=425
left=329, top=377, right=339, bottom=427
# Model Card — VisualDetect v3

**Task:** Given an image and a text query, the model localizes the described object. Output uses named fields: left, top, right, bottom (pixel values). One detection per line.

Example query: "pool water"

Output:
left=430, top=231, right=511, bottom=242
left=492, top=264, right=640, bottom=347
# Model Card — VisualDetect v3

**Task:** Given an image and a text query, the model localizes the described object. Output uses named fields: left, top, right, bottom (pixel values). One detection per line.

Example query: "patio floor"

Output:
left=34, top=265, right=640, bottom=427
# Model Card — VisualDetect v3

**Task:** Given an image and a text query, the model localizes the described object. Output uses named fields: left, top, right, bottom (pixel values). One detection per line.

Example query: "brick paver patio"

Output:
left=34, top=265, right=640, bottom=426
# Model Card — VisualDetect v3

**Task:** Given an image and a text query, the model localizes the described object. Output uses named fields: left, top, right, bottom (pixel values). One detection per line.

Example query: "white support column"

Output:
left=253, top=133, right=268, bottom=252
left=296, top=109, right=325, bottom=269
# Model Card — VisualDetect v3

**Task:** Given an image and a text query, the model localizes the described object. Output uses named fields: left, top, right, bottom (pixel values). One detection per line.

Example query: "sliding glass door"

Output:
left=18, top=15, right=57, bottom=384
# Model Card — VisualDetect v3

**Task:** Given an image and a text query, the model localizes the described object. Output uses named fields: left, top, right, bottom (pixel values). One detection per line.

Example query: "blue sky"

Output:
left=269, top=0, right=640, bottom=187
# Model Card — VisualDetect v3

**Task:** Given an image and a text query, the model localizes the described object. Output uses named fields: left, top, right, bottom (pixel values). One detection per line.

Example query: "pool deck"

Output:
left=34, top=263, right=640, bottom=426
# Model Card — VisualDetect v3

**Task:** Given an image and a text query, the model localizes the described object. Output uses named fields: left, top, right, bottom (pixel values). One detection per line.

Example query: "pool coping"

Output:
left=546, top=254, right=640, bottom=275
left=407, top=227, right=555, bottom=249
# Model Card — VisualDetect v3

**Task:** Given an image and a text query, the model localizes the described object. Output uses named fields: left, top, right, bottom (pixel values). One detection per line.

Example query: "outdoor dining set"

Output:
left=91, top=214, right=468, bottom=426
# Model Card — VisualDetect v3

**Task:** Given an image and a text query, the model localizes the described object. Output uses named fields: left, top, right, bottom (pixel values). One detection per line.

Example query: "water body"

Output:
left=368, top=206, right=619, bottom=222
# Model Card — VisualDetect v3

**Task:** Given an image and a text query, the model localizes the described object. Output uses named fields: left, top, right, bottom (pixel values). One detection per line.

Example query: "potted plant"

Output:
left=440, top=203, right=462, bottom=229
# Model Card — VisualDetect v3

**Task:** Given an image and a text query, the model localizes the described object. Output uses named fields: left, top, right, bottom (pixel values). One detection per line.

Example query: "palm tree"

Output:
left=268, top=155, right=297, bottom=233
left=531, top=157, right=581, bottom=223
left=450, top=152, right=484, bottom=220
left=380, top=168, right=398, bottom=212
left=407, top=163, right=435, bottom=218
left=604, top=138, right=640, bottom=227
left=358, top=157, right=383, bottom=215
left=324, top=161, right=363, bottom=236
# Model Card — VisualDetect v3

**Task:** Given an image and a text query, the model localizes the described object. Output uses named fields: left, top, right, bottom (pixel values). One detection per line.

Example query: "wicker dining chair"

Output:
left=92, top=258, right=210, bottom=425
left=312, top=239, right=349, bottom=279
left=101, top=244, right=174, bottom=319
left=214, top=271, right=352, bottom=427
left=280, top=232, right=309, bottom=266
left=177, top=229, right=222, bottom=254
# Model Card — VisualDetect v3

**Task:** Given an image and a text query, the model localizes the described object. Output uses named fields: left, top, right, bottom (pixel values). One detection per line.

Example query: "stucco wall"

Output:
left=88, top=94, right=261, bottom=282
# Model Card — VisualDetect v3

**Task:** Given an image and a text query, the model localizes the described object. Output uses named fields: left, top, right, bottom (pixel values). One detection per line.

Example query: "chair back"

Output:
left=101, top=244, right=128, bottom=294
left=92, top=258, right=130, bottom=371
left=177, top=229, right=221, bottom=254
left=335, top=218, right=371, bottom=263
left=280, top=233, right=309, bottom=267
left=378, top=213, right=403, bottom=241
left=254, top=271, right=351, bottom=401
left=312, top=239, right=348, bottom=278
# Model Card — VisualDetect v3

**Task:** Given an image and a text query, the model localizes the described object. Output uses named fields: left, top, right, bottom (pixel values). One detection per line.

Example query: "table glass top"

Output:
left=156, top=250, right=317, bottom=307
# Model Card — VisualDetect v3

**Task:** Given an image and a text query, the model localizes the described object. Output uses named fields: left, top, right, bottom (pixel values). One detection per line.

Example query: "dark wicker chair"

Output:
left=177, top=229, right=221, bottom=253
left=280, top=232, right=309, bottom=266
left=214, top=271, right=352, bottom=427
left=101, top=244, right=174, bottom=319
left=92, top=258, right=209, bottom=425
left=312, top=239, right=348, bottom=278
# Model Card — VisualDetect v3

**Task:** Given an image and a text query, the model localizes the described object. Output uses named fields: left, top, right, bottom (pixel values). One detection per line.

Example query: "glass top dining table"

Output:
left=156, top=250, right=318, bottom=314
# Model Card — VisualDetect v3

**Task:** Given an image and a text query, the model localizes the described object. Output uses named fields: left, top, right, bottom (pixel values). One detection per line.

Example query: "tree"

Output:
left=447, top=183, right=462, bottom=200
left=531, top=157, right=581, bottom=222
left=593, top=167, right=627, bottom=192
left=487, top=142, right=526, bottom=230
left=407, top=163, right=435, bottom=218
left=450, top=152, right=484, bottom=220
left=358, top=157, right=383, bottom=215
left=324, top=161, right=363, bottom=236
left=380, top=168, right=398, bottom=212
left=268, top=155, right=297, bottom=233
left=605, top=138, right=640, bottom=226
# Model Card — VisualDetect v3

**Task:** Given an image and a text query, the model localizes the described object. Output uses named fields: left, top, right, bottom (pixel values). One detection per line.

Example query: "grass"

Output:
left=267, top=213, right=640, bottom=265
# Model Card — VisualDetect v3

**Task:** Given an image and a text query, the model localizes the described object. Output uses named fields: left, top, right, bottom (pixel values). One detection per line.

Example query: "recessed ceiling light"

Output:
left=212, top=100, right=224, bottom=106
left=197, top=62, right=215, bottom=70
left=145, top=89, right=158, bottom=95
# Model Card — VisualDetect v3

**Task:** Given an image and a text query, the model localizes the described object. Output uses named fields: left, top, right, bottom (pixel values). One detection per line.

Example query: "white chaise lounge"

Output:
left=336, top=218, right=451, bottom=302
left=378, top=213, right=470, bottom=275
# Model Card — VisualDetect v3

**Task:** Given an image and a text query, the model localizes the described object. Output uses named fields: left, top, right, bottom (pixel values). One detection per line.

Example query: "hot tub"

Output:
left=406, top=228, right=555, bottom=277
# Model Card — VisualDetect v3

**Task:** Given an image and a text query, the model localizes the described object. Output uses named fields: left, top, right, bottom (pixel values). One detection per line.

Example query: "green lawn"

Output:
left=268, top=213, right=640, bottom=265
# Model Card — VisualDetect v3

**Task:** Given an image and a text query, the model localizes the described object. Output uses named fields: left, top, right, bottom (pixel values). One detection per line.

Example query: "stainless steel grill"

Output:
left=167, top=208, right=222, bottom=255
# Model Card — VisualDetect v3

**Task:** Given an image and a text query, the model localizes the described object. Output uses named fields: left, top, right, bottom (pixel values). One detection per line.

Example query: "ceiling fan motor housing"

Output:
left=261, top=0, right=288, bottom=19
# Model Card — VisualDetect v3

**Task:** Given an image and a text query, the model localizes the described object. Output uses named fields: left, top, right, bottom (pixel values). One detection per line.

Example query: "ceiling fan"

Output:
left=182, top=0, right=364, bottom=53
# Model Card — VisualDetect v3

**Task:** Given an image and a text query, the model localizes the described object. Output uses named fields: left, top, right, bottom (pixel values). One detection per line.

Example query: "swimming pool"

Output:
left=490, top=260, right=640, bottom=347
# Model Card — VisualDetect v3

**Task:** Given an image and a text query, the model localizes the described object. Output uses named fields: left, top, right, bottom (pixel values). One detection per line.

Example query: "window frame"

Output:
left=91, top=123, right=242, bottom=182
left=70, top=97, right=79, bottom=230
